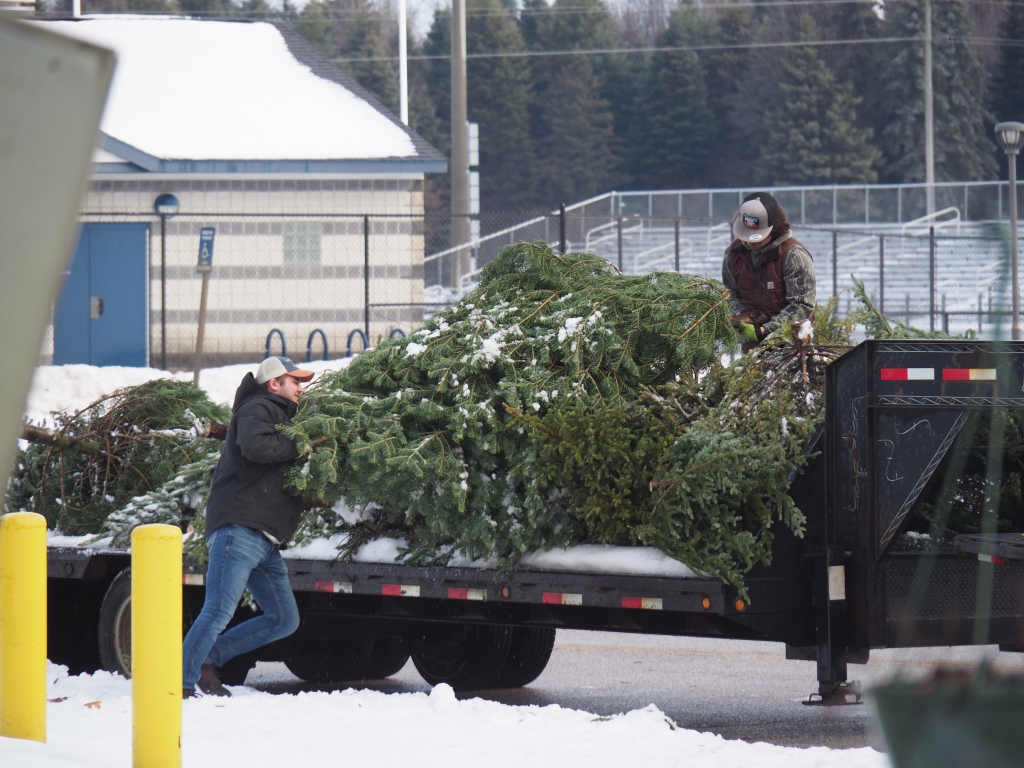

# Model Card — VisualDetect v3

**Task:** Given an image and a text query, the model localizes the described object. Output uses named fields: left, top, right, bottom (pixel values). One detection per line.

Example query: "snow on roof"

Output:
left=39, top=16, right=422, bottom=163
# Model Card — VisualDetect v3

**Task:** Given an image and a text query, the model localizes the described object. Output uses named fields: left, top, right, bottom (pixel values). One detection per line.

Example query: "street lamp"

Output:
left=996, top=122, right=1024, bottom=340
left=153, top=193, right=179, bottom=370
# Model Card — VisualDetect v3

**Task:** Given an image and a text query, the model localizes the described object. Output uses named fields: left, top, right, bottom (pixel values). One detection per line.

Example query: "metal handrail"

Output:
left=901, top=207, right=961, bottom=237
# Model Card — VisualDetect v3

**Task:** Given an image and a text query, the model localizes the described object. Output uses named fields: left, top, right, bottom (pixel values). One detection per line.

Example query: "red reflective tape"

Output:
left=381, top=584, right=403, bottom=596
left=541, top=592, right=562, bottom=605
left=995, top=555, right=1006, bottom=565
left=448, top=587, right=468, bottom=600
left=880, top=368, right=907, bottom=380
left=621, top=596, right=643, bottom=609
left=942, top=368, right=970, bottom=381
left=315, top=581, right=334, bottom=593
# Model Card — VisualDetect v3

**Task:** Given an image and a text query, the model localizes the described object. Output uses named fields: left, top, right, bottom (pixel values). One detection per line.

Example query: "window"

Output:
left=283, top=221, right=321, bottom=264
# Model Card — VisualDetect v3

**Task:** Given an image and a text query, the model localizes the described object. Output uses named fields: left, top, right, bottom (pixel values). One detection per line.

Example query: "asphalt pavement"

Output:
left=245, top=630, right=1024, bottom=750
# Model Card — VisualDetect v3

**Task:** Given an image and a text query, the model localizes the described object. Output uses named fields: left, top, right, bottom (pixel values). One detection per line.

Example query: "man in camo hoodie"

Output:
left=722, top=191, right=816, bottom=346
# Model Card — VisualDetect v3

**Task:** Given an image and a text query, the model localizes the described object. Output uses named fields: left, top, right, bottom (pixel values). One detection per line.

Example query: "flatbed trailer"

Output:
left=43, top=340, right=1024, bottom=701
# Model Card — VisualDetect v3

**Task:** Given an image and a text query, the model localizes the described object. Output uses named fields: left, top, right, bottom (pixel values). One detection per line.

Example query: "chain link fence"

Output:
left=423, top=208, right=1016, bottom=340
left=43, top=212, right=428, bottom=369
left=41, top=188, right=1021, bottom=371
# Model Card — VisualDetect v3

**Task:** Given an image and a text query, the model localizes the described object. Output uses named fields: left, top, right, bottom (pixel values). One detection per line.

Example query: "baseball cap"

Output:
left=732, top=192, right=780, bottom=244
left=255, top=356, right=315, bottom=384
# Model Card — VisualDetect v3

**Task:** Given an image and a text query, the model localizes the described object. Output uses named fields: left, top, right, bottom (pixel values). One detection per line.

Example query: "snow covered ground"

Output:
left=0, top=662, right=887, bottom=768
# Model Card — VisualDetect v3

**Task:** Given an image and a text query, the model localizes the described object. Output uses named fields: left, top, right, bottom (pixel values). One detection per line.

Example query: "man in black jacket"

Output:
left=182, top=356, right=313, bottom=697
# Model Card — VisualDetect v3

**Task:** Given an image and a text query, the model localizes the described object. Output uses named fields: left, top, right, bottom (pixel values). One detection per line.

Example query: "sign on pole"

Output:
left=197, top=227, right=215, bottom=273
left=194, top=227, right=215, bottom=385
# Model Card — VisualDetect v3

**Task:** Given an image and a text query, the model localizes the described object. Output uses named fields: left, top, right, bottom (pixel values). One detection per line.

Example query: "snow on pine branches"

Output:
left=285, top=242, right=849, bottom=593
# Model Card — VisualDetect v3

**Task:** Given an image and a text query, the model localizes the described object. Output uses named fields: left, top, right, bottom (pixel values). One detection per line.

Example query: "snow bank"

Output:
left=36, top=18, right=417, bottom=162
left=24, top=358, right=351, bottom=426
left=0, top=662, right=886, bottom=768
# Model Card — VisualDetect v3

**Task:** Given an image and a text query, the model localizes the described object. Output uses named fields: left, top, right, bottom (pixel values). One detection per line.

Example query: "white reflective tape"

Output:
left=183, top=573, right=204, bottom=586
left=828, top=565, right=846, bottom=601
left=906, top=368, right=934, bottom=380
left=562, top=593, right=582, bottom=606
left=970, top=369, right=997, bottom=381
left=466, top=588, right=486, bottom=601
left=401, top=585, right=420, bottom=597
left=641, top=597, right=663, bottom=610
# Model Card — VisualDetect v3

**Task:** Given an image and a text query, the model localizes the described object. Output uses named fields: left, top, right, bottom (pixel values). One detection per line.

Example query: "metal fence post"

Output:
left=160, top=213, right=167, bottom=371
left=929, top=225, right=936, bottom=332
left=879, top=235, right=885, bottom=313
left=559, top=203, right=566, bottom=254
left=364, top=215, right=370, bottom=344
left=617, top=216, right=623, bottom=273
left=674, top=218, right=680, bottom=272
left=832, top=229, right=838, bottom=298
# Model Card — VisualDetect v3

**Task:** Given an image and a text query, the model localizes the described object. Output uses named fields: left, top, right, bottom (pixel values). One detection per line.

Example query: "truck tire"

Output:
left=360, top=636, right=410, bottom=680
left=98, top=569, right=133, bottom=678
left=410, top=624, right=512, bottom=691
left=493, top=627, right=555, bottom=688
left=283, top=633, right=375, bottom=685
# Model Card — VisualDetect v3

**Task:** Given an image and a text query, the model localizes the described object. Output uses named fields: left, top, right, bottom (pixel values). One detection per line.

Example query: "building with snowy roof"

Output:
left=38, top=15, right=445, bottom=369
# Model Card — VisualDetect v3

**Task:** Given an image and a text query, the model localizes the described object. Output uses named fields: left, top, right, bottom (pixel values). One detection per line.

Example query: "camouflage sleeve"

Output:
left=763, top=245, right=816, bottom=334
left=721, top=250, right=748, bottom=316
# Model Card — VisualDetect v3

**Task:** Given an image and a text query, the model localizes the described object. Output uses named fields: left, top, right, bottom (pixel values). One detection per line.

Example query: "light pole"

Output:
left=996, top=122, right=1024, bottom=340
left=154, top=193, right=179, bottom=369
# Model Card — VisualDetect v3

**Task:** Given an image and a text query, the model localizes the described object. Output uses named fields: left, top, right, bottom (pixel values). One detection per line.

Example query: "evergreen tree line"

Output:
left=55, top=0, right=1024, bottom=212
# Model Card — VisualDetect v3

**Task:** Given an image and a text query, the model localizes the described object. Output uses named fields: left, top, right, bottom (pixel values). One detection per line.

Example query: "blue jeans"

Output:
left=182, top=524, right=300, bottom=690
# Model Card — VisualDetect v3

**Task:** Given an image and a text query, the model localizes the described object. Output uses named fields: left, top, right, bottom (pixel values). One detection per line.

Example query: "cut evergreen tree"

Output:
left=284, top=243, right=851, bottom=594
left=851, top=276, right=977, bottom=340
left=7, top=380, right=229, bottom=540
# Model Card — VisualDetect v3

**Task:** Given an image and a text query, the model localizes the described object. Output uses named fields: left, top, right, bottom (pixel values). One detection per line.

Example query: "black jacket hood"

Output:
left=233, top=372, right=298, bottom=418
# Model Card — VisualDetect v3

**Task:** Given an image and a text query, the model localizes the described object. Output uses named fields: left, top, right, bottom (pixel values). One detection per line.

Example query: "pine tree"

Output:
left=630, top=6, right=713, bottom=189
left=881, top=0, right=998, bottom=182
left=758, top=15, right=879, bottom=186
left=293, top=0, right=400, bottom=114
left=465, top=0, right=536, bottom=210
left=530, top=54, right=616, bottom=207
left=701, top=6, right=756, bottom=186
left=991, top=1, right=1024, bottom=126
left=519, top=0, right=618, bottom=208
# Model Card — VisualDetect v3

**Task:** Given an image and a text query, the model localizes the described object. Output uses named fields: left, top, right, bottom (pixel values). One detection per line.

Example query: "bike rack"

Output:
left=389, top=328, right=406, bottom=339
left=346, top=328, right=369, bottom=357
left=265, top=328, right=286, bottom=359
left=307, top=329, right=329, bottom=362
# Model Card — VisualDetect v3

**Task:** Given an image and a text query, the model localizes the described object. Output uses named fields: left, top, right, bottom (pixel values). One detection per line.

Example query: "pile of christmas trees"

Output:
left=8, top=242, right=856, bottom=592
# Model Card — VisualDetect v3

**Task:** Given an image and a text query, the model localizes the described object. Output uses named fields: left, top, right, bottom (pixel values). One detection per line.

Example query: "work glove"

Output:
left=739, top=322, right=759, bottom=346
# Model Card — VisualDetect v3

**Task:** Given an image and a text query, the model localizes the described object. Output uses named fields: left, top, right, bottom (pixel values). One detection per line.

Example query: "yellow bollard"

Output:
left=131, top=524, right=182, bottom=768
left=0, top=511, right=47, bottom=742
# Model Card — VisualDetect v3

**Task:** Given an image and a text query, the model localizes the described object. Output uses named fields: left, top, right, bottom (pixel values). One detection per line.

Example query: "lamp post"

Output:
left=153, top=193, right=179, bottom=370
left=996, top=122, right=1024, bottom=340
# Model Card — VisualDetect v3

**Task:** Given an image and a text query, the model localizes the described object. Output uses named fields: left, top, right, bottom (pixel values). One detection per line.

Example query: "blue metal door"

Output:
left=54, top=223, right=149, bottom=367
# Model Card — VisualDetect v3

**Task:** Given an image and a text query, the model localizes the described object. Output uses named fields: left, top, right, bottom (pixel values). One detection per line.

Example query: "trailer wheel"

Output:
left=360, top=636, right=410, bottom=680
left=411, top=624, right=512, bottom=691
left=98, top=569, right=133, bottom=678
left=283, top=632, right=375, bottom=685
left=493, top=627, right=555, bottom=688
